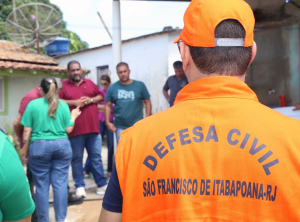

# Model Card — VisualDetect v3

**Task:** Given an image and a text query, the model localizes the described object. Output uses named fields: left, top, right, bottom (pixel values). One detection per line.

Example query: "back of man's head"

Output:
left=174, top=0, right=255, bottom=77
left=190, top=19, right=252, bottom=76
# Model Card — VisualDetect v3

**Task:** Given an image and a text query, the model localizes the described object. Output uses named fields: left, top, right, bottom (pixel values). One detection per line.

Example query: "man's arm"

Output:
left=105, top=101, right=116, bottom=132
left=13, top=113, right=23, bottom=138
left=293, top=103, right=300, bottom=111
left=144, top=99, right=152, bottom=117
left=99, top=208, right=122, bottom=222
left=163, top=89, right=170, bottom=104
left=60, top=99, right=84, bottom=108
left=99, top=163, right=123, bottom=222
left=81, top=94, right=104, bottom=105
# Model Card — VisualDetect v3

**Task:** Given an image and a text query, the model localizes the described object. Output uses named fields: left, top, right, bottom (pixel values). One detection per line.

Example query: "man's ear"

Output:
left=249, top=41, right=257, bottom=65
left=180, top=42, right=191, bottom=71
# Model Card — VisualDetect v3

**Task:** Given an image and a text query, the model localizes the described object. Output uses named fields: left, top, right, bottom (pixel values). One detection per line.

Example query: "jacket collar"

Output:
left=174, top=76, right=258, bottom=105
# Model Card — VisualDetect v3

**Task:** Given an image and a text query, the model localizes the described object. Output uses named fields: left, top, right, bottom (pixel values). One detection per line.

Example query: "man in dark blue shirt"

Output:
left=163, top=61, right=188, bottom=107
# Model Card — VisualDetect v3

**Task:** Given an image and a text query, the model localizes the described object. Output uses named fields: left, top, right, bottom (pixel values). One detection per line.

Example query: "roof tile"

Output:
left=0, top=60, right=67, bottom=73
left=0, top=61, right=89, bottom=74
left=0, top=40, right=58, bottom=65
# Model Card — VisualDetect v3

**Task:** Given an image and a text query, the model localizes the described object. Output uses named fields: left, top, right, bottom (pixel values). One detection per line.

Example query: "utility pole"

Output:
left=112, top=0, right=122, bottom=82
left=112, top=0, right=122, bottom=154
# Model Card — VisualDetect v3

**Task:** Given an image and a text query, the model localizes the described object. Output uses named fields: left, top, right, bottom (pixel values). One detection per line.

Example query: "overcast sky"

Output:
left=50, top=0, right=190, bottom=48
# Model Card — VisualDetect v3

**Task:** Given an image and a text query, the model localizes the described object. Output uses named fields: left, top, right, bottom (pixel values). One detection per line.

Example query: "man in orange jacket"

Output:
left=99, top=0, right=300, bottom=221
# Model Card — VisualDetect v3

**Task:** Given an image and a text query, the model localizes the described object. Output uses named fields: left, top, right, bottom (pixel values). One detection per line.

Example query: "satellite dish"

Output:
left=5, top=3, right=63, bottom=53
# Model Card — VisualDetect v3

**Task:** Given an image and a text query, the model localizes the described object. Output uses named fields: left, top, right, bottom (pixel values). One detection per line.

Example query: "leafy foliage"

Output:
left=0, top=0, right=89, bottom=53
left=61, top=29, right=89, bottom=53
left=2, top=123, right=24, bottom=163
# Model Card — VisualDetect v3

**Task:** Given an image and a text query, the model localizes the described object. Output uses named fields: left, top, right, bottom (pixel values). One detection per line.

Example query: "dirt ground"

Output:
left=50, top=193, right=103, bottom=222
left=66, top=201, right=102, bottom=222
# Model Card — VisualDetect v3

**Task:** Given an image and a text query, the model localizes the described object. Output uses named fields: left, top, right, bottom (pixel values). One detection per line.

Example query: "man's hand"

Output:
left=81, top=97, right=92, bottom=106
left=23, top=156, right=28, bottom=163
left=74, top=99, right=85, bottom=107
left=293, top=103, right=300, bottom=111
left=162, top=89, right=170, bottom=104
left=106, top=122, right=117, bottom=132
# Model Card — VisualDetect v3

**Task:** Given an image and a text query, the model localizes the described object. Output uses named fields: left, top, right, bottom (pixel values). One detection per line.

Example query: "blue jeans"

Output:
left=116, top=128, right=125, bottom=145
left=29, top=139, right=72, bottom=222
left=69, top=133, right=107, bottom=188
left=84, top=121, right=114, bottom=173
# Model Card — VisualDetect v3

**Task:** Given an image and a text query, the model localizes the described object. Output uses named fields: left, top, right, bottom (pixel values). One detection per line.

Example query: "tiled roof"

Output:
left=0, top=40, right=58, bottom=65
left=0, top=41, right=89, bottom=73
left=0, top=61, right=67, bottom=72
left=0, top=61, right=90, bottom=74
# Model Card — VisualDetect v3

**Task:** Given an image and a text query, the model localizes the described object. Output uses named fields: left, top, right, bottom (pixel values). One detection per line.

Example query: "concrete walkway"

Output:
left=48, top=144, right=109, bottom=222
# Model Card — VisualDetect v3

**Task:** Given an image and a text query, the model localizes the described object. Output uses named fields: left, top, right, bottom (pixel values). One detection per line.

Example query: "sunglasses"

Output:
left=177, top=40, right=182, bottom=53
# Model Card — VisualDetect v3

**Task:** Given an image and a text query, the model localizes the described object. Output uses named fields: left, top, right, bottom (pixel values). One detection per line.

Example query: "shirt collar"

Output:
left=174, top=76, right=258, bottom=105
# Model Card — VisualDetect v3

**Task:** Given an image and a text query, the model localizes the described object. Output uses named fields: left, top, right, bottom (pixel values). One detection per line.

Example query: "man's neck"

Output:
left=119, top=79, right=133, bottom=85
left=176, top=75, right=184, bottom=80
left=71, top=78, right=83, bottom=86
left=187, top=70, right=245, bottom=83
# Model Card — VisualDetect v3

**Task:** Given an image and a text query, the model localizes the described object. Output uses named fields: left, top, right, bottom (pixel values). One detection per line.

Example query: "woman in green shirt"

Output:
left=21, top=77, right=81, bottom=222
left=0, top=132, right=35, bottom=222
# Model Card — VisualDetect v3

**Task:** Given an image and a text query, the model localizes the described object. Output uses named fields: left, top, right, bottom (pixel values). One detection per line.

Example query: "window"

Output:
left=0, top=77, right=5, bottom=112
left=97, top=65, right=109, bottom=89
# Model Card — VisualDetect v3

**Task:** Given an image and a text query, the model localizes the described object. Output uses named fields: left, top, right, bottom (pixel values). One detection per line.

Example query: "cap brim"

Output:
left=173, top=35, right=181, bottom=43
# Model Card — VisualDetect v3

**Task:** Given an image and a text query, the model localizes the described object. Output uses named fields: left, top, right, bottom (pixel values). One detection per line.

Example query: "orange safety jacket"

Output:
left=115, top=76, right=300, bottom=222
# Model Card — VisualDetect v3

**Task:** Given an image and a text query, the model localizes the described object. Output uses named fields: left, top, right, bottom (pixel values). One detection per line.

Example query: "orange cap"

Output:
left=174, top=0, right=255, bottom=47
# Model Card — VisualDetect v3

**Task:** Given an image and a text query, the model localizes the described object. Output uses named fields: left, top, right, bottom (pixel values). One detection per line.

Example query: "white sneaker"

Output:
left=76, top=187, right=86, bottom=198
left=56, top=219, right=68, bottom=222
left=96, top=185, right=107, bottom=195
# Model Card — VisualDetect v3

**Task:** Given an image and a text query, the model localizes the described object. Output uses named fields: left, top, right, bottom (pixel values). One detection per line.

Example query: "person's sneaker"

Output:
left=56, top=219, right=69, bottom=222
left=68, top=193, right=83, bottom=206
left=96, top=185, right=107, bottom=195
left=76, top=187, right=86, bottom=198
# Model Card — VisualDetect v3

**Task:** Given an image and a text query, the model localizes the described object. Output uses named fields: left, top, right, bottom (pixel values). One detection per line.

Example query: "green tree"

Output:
left=0, top=0, right=89, bottom=53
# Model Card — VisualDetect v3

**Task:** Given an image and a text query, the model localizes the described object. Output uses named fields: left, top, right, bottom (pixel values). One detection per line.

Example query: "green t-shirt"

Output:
left=105, top=80, right=150, bottom=129
left=21, top=98, right=74, bottom=142
left=0, top=132, right=35, bottom=221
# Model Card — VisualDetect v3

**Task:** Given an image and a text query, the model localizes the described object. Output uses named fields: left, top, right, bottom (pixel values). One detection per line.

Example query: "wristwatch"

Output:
left=91, top=98, right=95, bottom=103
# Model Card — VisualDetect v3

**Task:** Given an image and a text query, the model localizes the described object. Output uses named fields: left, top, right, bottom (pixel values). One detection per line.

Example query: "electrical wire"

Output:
left=67, top=24, right=165, bottom=31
